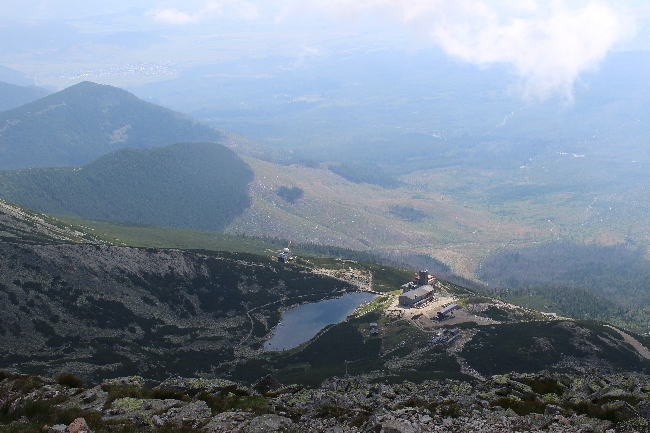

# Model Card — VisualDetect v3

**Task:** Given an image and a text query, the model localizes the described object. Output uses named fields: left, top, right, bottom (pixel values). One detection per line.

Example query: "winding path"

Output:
left=605, top=325, right=650, bottom=360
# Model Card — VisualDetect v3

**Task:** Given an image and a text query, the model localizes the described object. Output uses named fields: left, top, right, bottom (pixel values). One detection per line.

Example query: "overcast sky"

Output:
left=1, top=0, right=648, bottom=99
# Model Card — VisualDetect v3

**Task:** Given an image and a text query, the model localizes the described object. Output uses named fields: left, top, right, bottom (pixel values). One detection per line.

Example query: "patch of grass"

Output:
left=1, top=399, right=104, bottom=430
left=196, top=390, right=269, bottom=415
left=100, top=385, right=189, bottom=410
left=58, top=215, right=282, bottom=255
left=10, top=375, right=46, bottom=394
left=490, top=396, right=546, bottom=416
left=355, top=295, right=392, bottom=317
left=303, top=257, right=413, bottom=293
left=467, top=297, right=493, bottom=304
left=22, top=400, right=54, bottom=419
left=517, top=378, right=565, bottom=396
left=480, top=306, right=510, bottom=322
left=102, top=385, right=151, bottom=407
left=316, top=403, right=371, bottom=425
left=596, top=395, right=641, bottom=406
left=151, top=388, right=186, bottom=400
left=562, top=400, right=636, bottom=423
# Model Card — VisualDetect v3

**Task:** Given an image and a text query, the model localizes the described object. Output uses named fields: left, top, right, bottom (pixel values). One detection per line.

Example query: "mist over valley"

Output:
left=1, top=2, right=650, bottom=431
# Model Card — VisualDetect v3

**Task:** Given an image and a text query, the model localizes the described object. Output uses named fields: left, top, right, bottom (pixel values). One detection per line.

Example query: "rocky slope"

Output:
left=2, top=369, right=650, bottom=432
left=0, top=239, right=355, bottom=383
left=0, top=199, right=100, bottom=245
left=4, top=197, right=650, bottom=386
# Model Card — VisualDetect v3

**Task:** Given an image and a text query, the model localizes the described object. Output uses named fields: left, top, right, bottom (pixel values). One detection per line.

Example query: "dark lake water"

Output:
left=264, top=292, right=376, bottom=352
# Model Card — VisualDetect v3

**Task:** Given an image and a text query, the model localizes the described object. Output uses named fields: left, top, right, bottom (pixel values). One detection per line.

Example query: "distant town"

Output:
left=51, top=62, right=178, bottom=80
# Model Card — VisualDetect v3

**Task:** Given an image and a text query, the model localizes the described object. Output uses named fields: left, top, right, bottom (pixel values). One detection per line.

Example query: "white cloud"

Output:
left=295, top=0, right=636, bottom=99
left=149, top=0, right=259, bottom=24
left=151, top=8, right=196, bottom=24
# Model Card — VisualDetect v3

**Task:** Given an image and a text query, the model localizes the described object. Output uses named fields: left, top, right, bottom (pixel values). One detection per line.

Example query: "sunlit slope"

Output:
left=226, top=154, right=650, bottom=278
left=223, top=157, right=539, bottom=277
left=402, top=152, right=650, bottom=249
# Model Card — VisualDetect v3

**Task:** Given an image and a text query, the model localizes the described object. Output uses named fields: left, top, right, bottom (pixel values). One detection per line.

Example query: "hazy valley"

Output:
left=0, top=15, right=650, bottom=430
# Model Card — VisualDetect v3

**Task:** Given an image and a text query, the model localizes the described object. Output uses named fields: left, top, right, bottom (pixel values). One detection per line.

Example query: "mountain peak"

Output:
left=0, top=81, right=222, bottom=169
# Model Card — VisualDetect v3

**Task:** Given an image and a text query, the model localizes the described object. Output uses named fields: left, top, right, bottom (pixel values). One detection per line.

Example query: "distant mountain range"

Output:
left=0, top=81, right=223, bottom=169
left=0, top=65, right=34, bottom=86
left=0, top=81, right=50, bottom=111
left=0, top=142, right=253, bottom=231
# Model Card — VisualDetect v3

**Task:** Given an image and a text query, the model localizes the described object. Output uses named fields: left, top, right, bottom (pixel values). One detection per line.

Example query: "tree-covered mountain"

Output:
left=0, top=81, right=50, bottom=111
left=0, top=81, right=223, bottom=169
left=477, top=243, right=650, bottom=307
left=474, top=242, right=650, bottom=332
left=0, top=142, right=253, bottom=232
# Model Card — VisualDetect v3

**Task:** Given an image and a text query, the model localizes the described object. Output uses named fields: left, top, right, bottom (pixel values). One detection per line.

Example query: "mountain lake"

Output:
left=264, top=292, right=377, bottom=351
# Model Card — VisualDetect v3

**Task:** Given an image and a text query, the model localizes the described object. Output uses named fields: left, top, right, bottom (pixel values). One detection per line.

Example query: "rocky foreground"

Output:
left=3, top=368, right=650, bottom=433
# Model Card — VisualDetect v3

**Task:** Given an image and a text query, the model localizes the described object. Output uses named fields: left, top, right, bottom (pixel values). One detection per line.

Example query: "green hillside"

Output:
left=0, top=81, right=223, bottom=169
left=0, top=142, right=253, bottom=231
left=0, top=81, right=50, bottom=111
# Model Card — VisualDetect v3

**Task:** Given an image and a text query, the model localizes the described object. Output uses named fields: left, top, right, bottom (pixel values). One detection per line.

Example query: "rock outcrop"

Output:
left=3, top=369, right=650, bottom=432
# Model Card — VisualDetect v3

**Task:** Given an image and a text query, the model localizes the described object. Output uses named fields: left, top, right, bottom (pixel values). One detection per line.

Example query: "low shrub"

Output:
left=101, top=386, right=150, bottom=408
left=562, top=400, right=632, bottom=423
left=316, top=403, right=370, bottom=426
left=23, top=400, right=54, bottom=419
left=151, top=388, right=186, bottom=400
left=197, top=390, right=269, bottom=415
left=596, top=395, right=641, bottom=407
left=276, top=186, right=304, bottom=204
left=12, top=375, right=45, bottom=394
left=398, top=398, right=461, bottom=418
left=57, top=373, right=83, bottom=389
left=490, top=397, right=546, bottom=416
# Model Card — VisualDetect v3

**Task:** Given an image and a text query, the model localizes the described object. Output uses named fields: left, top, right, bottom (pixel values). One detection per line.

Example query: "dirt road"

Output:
left=606, top=325, right=650, bottom=360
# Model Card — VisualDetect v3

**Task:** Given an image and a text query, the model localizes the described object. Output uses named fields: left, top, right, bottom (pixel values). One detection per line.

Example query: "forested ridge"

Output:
left=0, top=81, right=222, bottom=169
left=478, top=242, right=650, bottom=331
left=0, top=142, right=253, bottom=232
left=327, top=162, right=399, bottom=188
